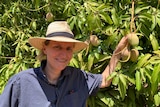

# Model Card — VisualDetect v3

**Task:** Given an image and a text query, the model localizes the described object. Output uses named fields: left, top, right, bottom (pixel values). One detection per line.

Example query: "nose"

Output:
left=59, top=49, right=69, bottom=57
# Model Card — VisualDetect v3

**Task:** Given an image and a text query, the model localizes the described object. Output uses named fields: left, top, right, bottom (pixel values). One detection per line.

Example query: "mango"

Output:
left=90, top=35, right=100, bottom=46
left=46, top=12, right=54, bottom=22
left=130, top=49, right=139, bottom=62
left=120, top=47, right=130, bottom=62
left=127, top=33, right=139, bottom=46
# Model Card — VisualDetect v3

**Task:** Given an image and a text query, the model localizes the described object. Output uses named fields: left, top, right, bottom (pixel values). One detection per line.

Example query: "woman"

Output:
left=0, top=21, right=128, bottom=107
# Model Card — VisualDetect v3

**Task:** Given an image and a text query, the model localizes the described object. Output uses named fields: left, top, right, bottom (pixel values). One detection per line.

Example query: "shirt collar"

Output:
left=39, top=60, right=71, bottom=83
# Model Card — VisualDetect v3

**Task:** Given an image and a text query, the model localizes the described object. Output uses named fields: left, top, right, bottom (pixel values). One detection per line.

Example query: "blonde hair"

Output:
left=36, top=40, right=50, bottom=61
left=36, top=50, right=46, bottom=61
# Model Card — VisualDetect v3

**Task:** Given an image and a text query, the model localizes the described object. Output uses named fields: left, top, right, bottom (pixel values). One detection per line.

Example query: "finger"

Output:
left=119, top=36, right=128, bottom=44
left=113, top=36, right=128, bottom=54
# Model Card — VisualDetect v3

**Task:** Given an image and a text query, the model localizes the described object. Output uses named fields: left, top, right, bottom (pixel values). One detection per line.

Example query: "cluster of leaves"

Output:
left=0, top=0, right=66, bottom=92
left=0, top=0, right=160, bottom=106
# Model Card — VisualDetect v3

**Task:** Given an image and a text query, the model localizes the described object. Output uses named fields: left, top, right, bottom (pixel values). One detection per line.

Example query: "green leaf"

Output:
left=119, top=74, right=127, bottom=87
left=70, top=57, right=79, bottom=68
left=88, top=54, right=94, bottom=71
left=97, top=92, right=114, bottom=106
left=151, top=15, right=156, bottom=30
left=97, top=4, right=109, bottom=10
left=77, top=52, right=83, bottom=62
left=99, top=11, right=113, bottom=24
left=139, top=68, right=146, bottom=83
left=94, top=52, right=100, bottom=60
left=139, top=23, right=151, bottom=37
left=154, top=93, right=160, bottom=106
left=34, top=0, right=40, bottom=9
left=135, top=6, right=150, bottom=14
left=153, top=50, right=160, bottom=56
left=111, top=8, right=119, bottom=26
left=87, top=13, right=101, bottom=30
left=148, top=55, right=160, bottom=64
left=107, top=71, right=117, bottom=81
left=138, top=13, right=152, bottom=20
left=31, top=21, right=37, bottom=30
left=118, top=80, right=126, bottom=100
left=135, top=71, right=141, bottom=91
left=87, top=1, right=99, bottom=7
left=68, top=16, right=76, bottom=30
left=137, top=54, right=152, bottom=68
left=123, top=74, right=135, bottom=85
left=149, top=34, right=159, bottom=51
left=151, top=64, right=160, bottom=95
left=112, top=74, right=119, bottom=86
left=95, top=99, right=108, bottom=106
left=156, top=16, right=160, bottom=27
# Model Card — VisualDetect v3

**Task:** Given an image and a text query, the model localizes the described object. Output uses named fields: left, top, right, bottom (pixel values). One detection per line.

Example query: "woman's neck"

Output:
left=44, top=64, right=62, bottom=85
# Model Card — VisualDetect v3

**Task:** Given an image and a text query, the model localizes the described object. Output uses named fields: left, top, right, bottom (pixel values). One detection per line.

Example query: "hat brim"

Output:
left=28, top=36, right=88, bottom=53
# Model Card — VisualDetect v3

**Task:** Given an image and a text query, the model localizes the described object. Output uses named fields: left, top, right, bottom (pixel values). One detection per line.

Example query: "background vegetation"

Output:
left=0, top=0, right=160, bottom=106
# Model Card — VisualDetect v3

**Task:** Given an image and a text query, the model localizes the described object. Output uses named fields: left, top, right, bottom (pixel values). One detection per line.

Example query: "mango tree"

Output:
left=0, top=0, right=160, bottom=106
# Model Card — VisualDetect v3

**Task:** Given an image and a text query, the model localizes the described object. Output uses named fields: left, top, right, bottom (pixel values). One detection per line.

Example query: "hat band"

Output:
left=47, top=32, right=74, bottom=38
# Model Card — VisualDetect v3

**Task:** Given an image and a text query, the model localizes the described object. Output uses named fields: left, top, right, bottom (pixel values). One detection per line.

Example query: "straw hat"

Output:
left=28, top=21, right=88, bottom=52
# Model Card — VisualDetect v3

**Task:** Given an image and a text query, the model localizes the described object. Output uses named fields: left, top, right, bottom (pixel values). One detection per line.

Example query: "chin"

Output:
left=54, top=62, right=69, bottom=71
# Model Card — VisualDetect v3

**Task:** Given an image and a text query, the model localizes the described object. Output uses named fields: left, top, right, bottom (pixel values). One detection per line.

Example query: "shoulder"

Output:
left=8, top=68, right=37, bottom=84
left=13, top=68, right=36, bottom=78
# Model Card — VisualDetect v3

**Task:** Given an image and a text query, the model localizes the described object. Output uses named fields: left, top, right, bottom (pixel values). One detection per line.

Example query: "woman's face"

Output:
left=43, top=41, right=74, bottom=71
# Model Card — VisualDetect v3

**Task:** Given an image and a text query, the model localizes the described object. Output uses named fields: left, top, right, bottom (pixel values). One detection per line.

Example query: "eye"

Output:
left=67, top=47, right=73, bottom=51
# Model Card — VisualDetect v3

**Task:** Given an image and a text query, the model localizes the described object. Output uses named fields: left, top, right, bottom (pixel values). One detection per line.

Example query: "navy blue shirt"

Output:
left=0, top=61, right=102, bottom=107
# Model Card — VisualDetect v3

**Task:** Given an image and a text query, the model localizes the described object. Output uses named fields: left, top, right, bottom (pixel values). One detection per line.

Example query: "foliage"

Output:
left=0, top=0, right=160, bottom=106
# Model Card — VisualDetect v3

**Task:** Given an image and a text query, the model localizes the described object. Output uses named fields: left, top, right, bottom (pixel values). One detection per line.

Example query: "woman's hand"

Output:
left=113, top=36, right=128, bottom=56
left=100, top=36, right=129, bottom=88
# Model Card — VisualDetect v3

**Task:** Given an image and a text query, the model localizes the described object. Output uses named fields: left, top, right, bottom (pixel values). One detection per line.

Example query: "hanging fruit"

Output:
left=130, top=49, right=139, bottom=62
left=116, top=32, right=139, bottom=63
left=46, top=12, right=54, bottom=22
left=89, top=35, right=100, bottom=46
left=120, top=47, right=131, bottom=62
left=127, top=32, right=139, bottom=47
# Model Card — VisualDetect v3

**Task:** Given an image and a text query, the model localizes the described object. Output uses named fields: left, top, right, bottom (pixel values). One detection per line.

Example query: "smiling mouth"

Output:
left=56, top=58, right=68, bottom=63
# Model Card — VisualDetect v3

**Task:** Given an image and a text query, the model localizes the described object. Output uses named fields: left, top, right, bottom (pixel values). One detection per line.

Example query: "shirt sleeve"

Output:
left=81, top=71, right=102, bottom=95
left=0, top=75, right=20, bottom=107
